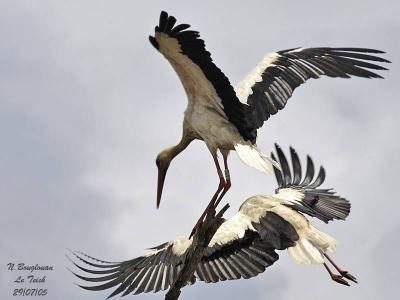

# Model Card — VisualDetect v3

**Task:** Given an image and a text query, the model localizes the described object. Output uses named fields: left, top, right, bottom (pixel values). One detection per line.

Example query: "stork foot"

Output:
left=323, top=253, right=358, bottom=284
left=331, top=274, right=350, bottom=286
left=339, top=271, right=358, bottom=283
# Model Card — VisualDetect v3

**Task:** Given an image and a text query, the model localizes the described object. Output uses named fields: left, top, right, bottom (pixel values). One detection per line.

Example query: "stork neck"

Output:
left=167, top=135, right=192, bottom=160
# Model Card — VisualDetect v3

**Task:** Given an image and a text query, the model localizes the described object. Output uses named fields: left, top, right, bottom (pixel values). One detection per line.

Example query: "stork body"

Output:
left=70, top=145, right=356, bottom=297
left=151, top=11, right=390, bottom=212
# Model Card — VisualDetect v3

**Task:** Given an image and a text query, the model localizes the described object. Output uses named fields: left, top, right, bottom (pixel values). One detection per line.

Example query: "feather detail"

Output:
left=234, top=144, right=280, bottom=174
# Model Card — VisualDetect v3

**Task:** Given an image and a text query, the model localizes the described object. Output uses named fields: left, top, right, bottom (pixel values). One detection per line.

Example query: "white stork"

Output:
left=69, top=145, right=356, bottom=297
left=150, top=11, right=389, bottom=223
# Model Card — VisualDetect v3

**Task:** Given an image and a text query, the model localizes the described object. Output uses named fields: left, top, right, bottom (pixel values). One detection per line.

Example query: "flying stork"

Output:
left=150, top=11, right=389, bottom=222
left=69, top=145, right=356, bottom=297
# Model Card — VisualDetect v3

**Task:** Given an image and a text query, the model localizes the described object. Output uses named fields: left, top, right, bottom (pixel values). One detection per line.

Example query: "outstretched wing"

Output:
left=149, top=11, right=253, bottom=140
left=68, top=234, right=275, bottom=296
left=271, top=144, right=350, bottom=223
left=195, top=210, right=298, bottom=283
left=68, top=211, right=299, bottom=296
left=195, top=231, right=278, bottom=283
left=67, top=246, right=192, bottom=297
left=235, top=47, right=390, bottom=132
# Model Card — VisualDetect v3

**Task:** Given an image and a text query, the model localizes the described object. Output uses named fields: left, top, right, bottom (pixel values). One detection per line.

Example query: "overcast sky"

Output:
left=1, top=1, right=399, bottom=299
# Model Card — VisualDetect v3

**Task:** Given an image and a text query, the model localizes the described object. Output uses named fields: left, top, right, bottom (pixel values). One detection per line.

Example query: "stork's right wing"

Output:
left=68, top=209, right=299, bottom=296
left=235, top=47, right=390, bottom=137
left=195, top=230, right=278, bottom=283
left=195, top=210, right=299, bottom=283
left=68, top=228, right=282, bottom=297
left=67, top=245, right=193, bottom=297
left=272, top=144, right=350, bottom=223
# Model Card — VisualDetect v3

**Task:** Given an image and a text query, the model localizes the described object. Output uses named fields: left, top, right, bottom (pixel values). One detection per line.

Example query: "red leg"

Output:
left=323, top=263, right=350, bottom=286
left=324, top=253, right=358, bottom=283
left=213, top=151, right=231, bottom=209
left=189, top=154, right=225, bottom=238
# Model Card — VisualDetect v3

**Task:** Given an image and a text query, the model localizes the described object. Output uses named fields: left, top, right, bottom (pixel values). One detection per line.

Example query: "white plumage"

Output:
left=235, top=52, right=281, bottom=101
left=210, top=194, right=336, bottom=265
left=69, top=145, right=357, bottom=297
left=150, top=11, right=389, bottom=212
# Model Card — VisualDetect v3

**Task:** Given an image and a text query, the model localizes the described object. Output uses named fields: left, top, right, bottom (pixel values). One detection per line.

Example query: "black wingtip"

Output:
left=289, top=146, right=296, bottom=159
left=309, top=166, right=326, bottom=188
left=272, top=147, right=351, bottom=223
left=165, top=15, right=177, bottom=32
left=296, top=155, right=313, bottom=186
left=332, top=47, right=386, bottom=54
left=274, top=144, right=292, bottom=186
left=148, top=35, right=159, bottom=50
left=159, top=11, right=168, bottom=29
left=289, top=146, right=302, bottom=185
left=271, top=152, right=284, bottom=188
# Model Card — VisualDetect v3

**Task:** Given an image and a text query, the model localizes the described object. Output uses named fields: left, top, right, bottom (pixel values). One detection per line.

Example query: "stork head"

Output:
left=156, top=149, right=173, bottom=209
left=155, top=137, right=192, bottom=209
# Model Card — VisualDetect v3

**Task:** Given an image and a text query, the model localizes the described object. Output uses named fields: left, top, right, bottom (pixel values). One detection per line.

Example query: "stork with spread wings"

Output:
left=69, top=145, right=356, bottom=297
left=150, top=12, right=389, bottom=232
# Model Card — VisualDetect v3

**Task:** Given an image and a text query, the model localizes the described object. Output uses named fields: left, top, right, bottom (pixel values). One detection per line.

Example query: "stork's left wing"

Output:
left=149, top=11, right=253, bottom=142
left=271, top=144, right=350, bottom=223
left=235, top=47, right=390, bottom=132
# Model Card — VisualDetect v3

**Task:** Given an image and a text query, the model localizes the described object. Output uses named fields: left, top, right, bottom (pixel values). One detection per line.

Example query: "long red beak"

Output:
left=157, top=168, right=167, bottom=209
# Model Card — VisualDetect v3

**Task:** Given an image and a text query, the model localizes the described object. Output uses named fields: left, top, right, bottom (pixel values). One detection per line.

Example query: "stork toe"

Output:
left=340, top=271, right=358, bottom=283
left=331, top=274, right=350, bottom=286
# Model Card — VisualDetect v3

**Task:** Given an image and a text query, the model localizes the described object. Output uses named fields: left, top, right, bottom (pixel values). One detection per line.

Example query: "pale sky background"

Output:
left=1, top=1, right=399, bottom=299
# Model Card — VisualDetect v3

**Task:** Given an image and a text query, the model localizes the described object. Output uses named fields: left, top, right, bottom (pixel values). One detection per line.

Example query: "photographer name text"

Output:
left=6, top=263, right=54, bottom=297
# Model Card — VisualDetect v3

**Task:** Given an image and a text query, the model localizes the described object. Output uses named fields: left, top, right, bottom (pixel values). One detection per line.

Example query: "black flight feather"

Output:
left=273, top=145, right=350, bottom=223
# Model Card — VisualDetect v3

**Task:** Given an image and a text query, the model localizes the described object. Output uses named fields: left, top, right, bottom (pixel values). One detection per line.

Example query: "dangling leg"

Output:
left=323, top=263, right=350, bottom=286
left=324, top=253, right=358, bottom=283
left=189, top=153, right=225, bottom=238
left=213, top=150, right=231, bottom=209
